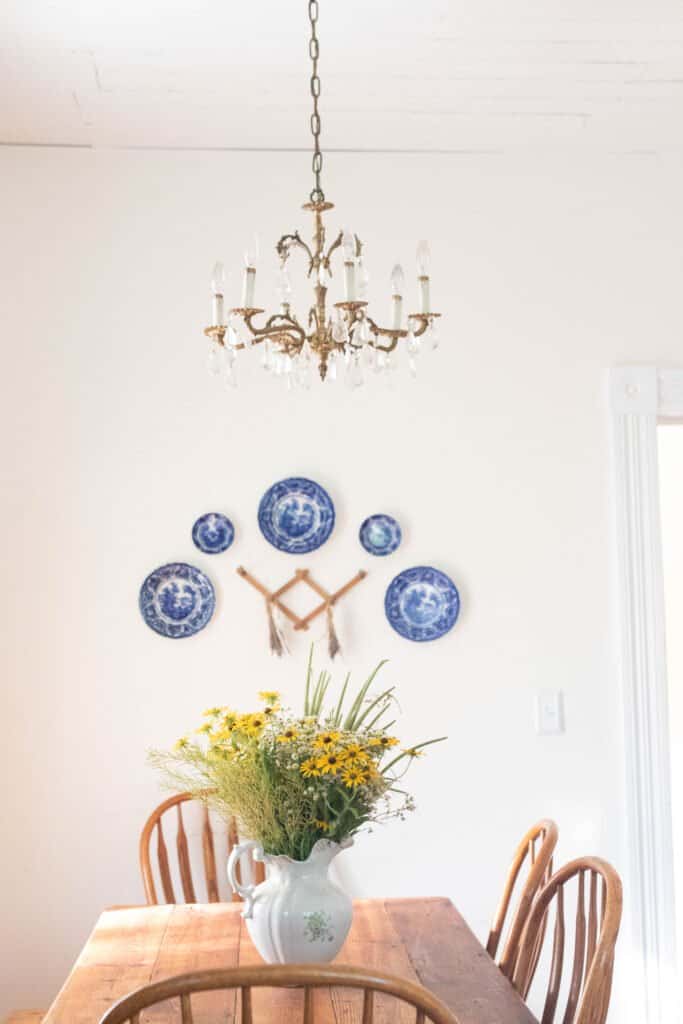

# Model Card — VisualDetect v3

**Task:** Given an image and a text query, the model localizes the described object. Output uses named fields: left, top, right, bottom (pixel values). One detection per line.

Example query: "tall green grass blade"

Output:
left=332, top=673, right=351, bottom=727
left=354, top=687, right=396, bottom=730
left=304, top=645, right=314, bottom=715
left=342, top=660, right=388, bottom=730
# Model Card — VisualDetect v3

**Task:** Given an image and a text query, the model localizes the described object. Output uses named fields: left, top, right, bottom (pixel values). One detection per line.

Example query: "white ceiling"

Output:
left=3, top=0, right=683, bottom=153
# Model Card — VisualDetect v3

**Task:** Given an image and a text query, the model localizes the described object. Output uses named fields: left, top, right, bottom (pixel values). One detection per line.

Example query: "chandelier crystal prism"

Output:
left=203, top=0, right=441, bottom=388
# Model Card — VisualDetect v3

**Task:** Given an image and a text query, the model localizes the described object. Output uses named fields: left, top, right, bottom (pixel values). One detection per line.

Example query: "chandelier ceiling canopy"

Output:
left=204, top=0, right=441, bottom=389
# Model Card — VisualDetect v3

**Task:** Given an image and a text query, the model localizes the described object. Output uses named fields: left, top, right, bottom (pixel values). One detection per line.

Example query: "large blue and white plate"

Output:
left=192, top=513, right=234, bottom=554
left=258, top=477, right=335, bottom=554
left=385, top=566, right=460, bottom=642
left=139, top=562, right=215, bottom=639
left=359, top=514, right=402, bottom=556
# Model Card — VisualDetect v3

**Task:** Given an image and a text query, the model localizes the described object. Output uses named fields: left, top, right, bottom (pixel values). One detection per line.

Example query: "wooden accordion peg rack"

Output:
left=236, top=566, right=367, bottom=632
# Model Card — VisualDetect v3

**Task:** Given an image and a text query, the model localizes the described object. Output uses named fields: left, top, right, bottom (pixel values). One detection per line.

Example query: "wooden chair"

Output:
left=512, top=857, right=623, bottom=1024
left=139, top=792, right=265, bottom=905
left=486, top=818, right=558, bottom=979
left=98, top=963, right=460, bottom=1024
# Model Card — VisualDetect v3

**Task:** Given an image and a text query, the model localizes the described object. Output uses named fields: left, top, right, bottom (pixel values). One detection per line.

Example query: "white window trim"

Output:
left=609, top=366, right=683, bottom=1024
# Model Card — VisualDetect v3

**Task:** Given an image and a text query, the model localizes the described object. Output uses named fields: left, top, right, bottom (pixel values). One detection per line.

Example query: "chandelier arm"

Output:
left=360, top=315, right=401, bottom=354
left=235, top=309, right=308, bottom=349
left=407, top=313, right=439, bottom=339
left=276, top=232, right=314, bottom=272
left=324, top=229, right=343, bottom=272
left=372, top=337, right=400, bottom=354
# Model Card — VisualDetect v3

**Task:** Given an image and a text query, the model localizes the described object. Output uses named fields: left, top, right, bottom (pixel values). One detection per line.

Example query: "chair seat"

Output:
left=3, top=1012, right=45, bottom=1023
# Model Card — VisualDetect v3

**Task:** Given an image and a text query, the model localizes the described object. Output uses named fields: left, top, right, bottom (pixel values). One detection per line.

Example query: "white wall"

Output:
left=1, top=146, right=682, bottom=1016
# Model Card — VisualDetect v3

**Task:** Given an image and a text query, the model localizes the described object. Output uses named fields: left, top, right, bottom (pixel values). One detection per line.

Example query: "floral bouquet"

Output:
left=149, top=651, right=446, bottom=862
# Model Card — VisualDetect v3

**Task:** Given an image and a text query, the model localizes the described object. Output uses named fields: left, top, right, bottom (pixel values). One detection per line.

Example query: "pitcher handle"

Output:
left=227, top=840, right=263, bottom=919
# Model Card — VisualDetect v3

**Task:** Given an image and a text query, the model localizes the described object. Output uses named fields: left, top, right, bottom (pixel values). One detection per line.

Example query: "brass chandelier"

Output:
left=204, top=0, right=441, bottom=388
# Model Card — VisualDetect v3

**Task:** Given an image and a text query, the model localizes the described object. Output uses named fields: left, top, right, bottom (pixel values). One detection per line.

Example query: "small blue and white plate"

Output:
left=139, top=562, right=215, bottom=639
left=258, top=477, right=335, bottom=554
left=359, top=514, right=402, bottom=556
left=192, top=513, right=234, bottom=554
left=385, top=566, right=460, bottom=642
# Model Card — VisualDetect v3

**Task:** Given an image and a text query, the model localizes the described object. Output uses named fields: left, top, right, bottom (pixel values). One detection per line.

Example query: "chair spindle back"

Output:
left=487, top=818, right=559, bottom=979
left=139, top=792, right=265, bottom=905
left=97, top=964, right=460, bottom=1024
left=512, top=856, right=622, bottom=1024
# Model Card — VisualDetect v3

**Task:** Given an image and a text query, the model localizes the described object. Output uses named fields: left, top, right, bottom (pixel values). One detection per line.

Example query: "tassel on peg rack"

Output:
left=236, top=566, right=367, bottom=657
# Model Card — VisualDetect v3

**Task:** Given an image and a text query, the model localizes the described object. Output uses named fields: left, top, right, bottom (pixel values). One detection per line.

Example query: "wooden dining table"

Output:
left=42, top=898, right=539, bottom=1023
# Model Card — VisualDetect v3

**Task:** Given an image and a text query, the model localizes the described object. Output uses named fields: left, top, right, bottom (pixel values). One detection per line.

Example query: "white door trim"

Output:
left=609, top=366, right=683, bottom=1024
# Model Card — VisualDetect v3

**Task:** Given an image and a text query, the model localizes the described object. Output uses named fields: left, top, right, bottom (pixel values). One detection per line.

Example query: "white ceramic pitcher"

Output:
left=227, top=837, right=353, bottom=964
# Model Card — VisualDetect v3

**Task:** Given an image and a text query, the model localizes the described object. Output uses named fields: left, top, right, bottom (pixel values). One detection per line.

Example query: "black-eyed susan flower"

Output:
left=341, top=766, right=369, bottom=788
left=276, top=727, right=299, bottom=743
left=340, top=742, right=369, bottom=765
left=196, top=722, right=214, bottom=735
left=314, top=819, right=331, bottom=831
left=317, top=752, right=343, bottom=775
left=239, top=713, right=266, bottom=736
left=174, top=736, right=190, bottom=750
left=313, top=730, right=341, bottom=750
left=202, top=706, right=223, bottom=718
left=300, top=757, right=322, bottom=778
left=213, top=726, right=236, bottom=743
left=258, top=690, right=281, bottom=704
left=402, top=747, right=425, bottom=759
left=368, top=735, right=400, bottom=749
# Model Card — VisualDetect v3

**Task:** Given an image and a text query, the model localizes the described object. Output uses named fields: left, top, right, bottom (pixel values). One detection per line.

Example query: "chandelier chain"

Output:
left=308, top=0, right=324, bottom=203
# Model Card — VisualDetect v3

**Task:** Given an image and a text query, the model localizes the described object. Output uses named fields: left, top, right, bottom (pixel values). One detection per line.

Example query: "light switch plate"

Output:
left=535, top=690, right=565, bottom=735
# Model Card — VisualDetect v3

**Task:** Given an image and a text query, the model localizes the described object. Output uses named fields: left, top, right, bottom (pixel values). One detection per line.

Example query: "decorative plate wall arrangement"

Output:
left=258, top=477, right=335, bottom=554
left=359, top=514, right=402, bottom=556
left=384, top=566, right=460, bottom=642
left=139, top=563, right=215, bottom=639
left=192, top=512, right=235, bottom=554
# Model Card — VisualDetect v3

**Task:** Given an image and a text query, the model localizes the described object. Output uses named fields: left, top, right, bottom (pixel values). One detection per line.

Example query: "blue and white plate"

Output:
left=385, top=566, right=460, bottom=642
left=192, top=513, right=234, bottom=554
left=258, top=477, right=335, bottom=554
left=139, top=562, right=215, bottom=639
left=359, top=514, right=402, bottom=556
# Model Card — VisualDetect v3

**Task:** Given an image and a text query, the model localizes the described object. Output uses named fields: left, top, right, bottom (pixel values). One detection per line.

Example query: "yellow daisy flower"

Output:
left=368, top=735, right=400, bottom=749
left=300, top=757, right=322, bottom=778
left=313, top=730, right=341, bottom=750
left=317, top=752, right=343, bottom=775
left=238, top=713, right=266, bottom=736
left=341, top=765, right=369, bottom=788
left=403, top=747, right=425, bottom=759
left=276, top=727, right=299, bottom=743
left=340, top=742, right=370, bottom=765
left=212, top=727, right=236, bottom=742
left=258, top=690, right=281, bottom=704
left=196, top=722, right=214, bottom=735
left=202, top=706, right=223, bottom=718
left=174, top=736, right=190, bottom=750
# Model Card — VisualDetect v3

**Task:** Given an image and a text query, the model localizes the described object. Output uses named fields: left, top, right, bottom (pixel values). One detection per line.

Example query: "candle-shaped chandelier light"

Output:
left=204, top=0, right=441, bottom=388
